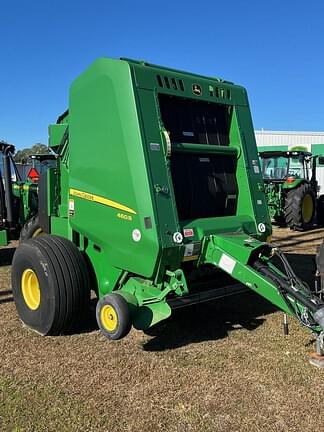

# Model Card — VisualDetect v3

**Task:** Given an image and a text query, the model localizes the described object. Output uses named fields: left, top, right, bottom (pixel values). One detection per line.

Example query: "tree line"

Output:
left=13, top=143, right=50, bottom=164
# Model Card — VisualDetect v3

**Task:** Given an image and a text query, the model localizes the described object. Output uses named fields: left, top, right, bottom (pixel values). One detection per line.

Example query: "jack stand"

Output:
left=283, top=313, right=289, bottom=335
left=309, top=332, right=324, bottom=368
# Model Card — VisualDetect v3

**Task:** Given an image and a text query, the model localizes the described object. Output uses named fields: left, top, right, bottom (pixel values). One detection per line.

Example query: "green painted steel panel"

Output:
left=48, top=123, right=67, bottom=150
left=68, top=58, right=160, bottom=281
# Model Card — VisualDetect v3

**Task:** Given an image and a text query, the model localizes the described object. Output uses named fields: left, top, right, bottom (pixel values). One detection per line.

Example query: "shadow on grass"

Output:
left=142, top=292, right=276, bottom=351
left=0, top=290, right=13, bottom=304
left=78, top=291, right=275, bottom=343
left=0, top=296, right=13, bottom=304
left=76, top=253, right=317, bottom=346
left=142, top=254, right=318, bottom=351
left=77, top=298, right=100, bottom=334
left=283, top=253, right=316, bottom=287
left=0, top=248, right=15, bottom=266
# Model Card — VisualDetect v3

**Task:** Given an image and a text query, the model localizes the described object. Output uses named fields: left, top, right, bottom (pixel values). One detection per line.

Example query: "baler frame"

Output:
left=9, top=58, right=324, bottom=346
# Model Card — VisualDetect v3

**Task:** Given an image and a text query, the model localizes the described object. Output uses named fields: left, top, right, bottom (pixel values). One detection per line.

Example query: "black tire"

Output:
left=317, top=195, right=324, bottom=225
left=284, top=184, right=316, bottom=230
left=273, top=215, right=285, bottom=226
left=96, top=293, right=132, bottom=340
left=19, top=214, right=43, bottom=242
left=12, top=235, right=90, bottom=335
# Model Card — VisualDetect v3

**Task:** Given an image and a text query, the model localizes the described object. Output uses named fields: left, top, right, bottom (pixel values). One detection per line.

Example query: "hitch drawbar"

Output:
left=200, top=233, right=324, bottom=334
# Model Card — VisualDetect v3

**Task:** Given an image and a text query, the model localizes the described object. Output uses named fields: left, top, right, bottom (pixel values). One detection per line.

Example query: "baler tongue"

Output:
left=199, top=232, right=324, bottom=334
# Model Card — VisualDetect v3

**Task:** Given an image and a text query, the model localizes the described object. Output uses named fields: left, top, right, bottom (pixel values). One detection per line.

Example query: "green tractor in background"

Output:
left=0, top=141, right=55, bottom=245
left=259, top=150, right=324, bottom=230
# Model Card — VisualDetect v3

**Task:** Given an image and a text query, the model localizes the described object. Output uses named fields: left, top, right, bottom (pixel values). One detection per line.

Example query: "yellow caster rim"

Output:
left=32, top=227, right=44, bottom=238
left=21, top=268, right=41, bottom=310
left=100, top=305, right=118, bottom=332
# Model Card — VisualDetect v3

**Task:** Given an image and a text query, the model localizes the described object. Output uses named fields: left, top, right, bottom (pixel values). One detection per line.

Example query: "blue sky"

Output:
left=1, top=0, right=324, bottom=149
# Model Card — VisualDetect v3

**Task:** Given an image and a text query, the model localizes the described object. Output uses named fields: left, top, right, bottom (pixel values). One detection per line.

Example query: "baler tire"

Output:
left=12, top=235, right=90, bottom=335
left=284, top=184, right=315, bottom=230
left=96, top=293, right=132, bottom=340
left=19, top=215, right=43, bottom=242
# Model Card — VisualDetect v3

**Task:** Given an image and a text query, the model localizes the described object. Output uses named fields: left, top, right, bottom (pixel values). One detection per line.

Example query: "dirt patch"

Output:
left=1, top=231, right=324, bottom=432
left=272, top=225, right=324, bottom=254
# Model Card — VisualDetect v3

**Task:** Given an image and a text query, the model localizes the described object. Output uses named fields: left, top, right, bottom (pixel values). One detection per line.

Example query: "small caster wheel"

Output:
left=96, top=293, right=132, bottom=340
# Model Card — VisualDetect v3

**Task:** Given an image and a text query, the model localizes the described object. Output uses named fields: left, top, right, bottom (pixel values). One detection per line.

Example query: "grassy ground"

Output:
left=1, top=228, right=324, bottom=432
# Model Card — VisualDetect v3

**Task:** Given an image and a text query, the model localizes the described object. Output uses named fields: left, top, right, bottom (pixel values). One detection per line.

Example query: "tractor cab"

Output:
left=259, top=151, right=313, bottom=184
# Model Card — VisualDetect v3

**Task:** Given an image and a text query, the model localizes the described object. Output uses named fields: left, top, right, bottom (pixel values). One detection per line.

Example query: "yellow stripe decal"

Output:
left=69, top=188, right=137, bottom=215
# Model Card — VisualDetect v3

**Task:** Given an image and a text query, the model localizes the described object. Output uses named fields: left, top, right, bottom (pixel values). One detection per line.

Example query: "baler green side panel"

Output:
left=234, top=106, right=272, bottom=239
left=135, top=88, right=180, bottom=249
left=134, top=88, right=187, bottom=273
left=68, top=58, right=160, bottom=279
left=49, top=123, right=67, bottom=150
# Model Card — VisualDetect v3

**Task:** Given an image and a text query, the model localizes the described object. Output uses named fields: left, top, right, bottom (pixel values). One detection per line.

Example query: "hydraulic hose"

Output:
left=253, top=259, right=324, bottom=330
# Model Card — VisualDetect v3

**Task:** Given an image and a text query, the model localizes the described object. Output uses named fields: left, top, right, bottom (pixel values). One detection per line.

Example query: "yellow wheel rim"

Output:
left=100, top=305, right=118, bottom=332
left=32, top=227, right=44, bottom=238
left=21, top=268, right=41, bottom=310
left=302, top=194, right=314, bottom=223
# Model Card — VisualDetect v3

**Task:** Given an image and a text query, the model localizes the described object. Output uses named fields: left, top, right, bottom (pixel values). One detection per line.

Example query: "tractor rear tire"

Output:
left=19, top=214, right=43, bottom=242
left=273, top=215, right=285, bottom=226
left=284, top=184, right=315, bottom=230
left=96, top=293, right=132, bottom=340
left=12, top=235, right=90, bottom=335
left=317, top=195, right=324, bottom=226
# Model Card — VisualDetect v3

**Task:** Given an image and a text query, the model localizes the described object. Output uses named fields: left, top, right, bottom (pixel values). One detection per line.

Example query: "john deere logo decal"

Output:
left=192, top=84, right=202, bottom=96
